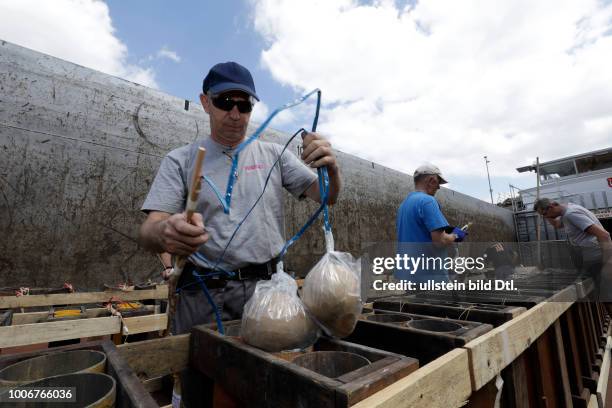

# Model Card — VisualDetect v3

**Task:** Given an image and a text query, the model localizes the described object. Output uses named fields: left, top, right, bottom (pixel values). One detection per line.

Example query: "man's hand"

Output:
left=301, top=131, right=338, bottom=174
left=431, top=229, right=457, bottom=246
left=161, top=266, right=174, bottom=281
left=301, top=131, right=342, bottom=205
left=451, top=227, right=468, bottom=242
left=160, top=212, right=208, bottom=255
left=140, top=211, right=208, bottom=255
left=545, top=216, right=562, bottom=229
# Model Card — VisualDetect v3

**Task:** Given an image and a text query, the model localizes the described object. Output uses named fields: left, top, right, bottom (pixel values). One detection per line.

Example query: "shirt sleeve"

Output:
left=565, top=210, right=596, bottom=232
left=141, top=154, right=187, bottom=214
left=278, top=145, right=318, bottom=199
left=420, top=197, right=450, bottom=232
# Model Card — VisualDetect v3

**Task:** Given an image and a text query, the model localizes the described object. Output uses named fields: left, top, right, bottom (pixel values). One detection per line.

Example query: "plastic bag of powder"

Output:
left=302, top=230, right=363, bottom=338
left=241, top=267, right=319, bottom=351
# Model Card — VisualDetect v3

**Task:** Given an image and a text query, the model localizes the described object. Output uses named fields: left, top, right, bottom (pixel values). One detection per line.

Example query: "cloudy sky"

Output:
left=1, top=0, right=611, bottom=202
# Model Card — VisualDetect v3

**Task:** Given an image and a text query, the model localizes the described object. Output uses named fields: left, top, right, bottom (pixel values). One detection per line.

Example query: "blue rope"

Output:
left=202, top=89, right=322, bottom=214
left=187, top=89, right=332, bottom=334
left=278, top=179, right=329, bottom=260
left=310, top=89, right=332, bottom=233
left=192, top=270, right=225, bottom=335
left=190, top=252, right=235, bottom=278
left=202, top=176, right=229, bottom=213
left=278, top=90, right=332, bottom=259
left=211, top=128, right=307, bottom=270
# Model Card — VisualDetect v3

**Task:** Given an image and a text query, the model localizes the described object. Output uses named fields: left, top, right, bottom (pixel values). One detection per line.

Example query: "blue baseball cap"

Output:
left=202, top=62, right=259, bottom=101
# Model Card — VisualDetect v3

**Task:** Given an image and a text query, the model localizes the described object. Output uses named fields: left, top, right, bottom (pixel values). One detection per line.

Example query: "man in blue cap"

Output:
left=140, top=62, right=341, bottom=406
left=140, top=62, right=341, bottom=332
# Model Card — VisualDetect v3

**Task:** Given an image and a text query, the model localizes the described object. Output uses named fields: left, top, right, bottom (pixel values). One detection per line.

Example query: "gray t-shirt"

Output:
left=561, top=202, right=603, bottom=262
left=142, top=137, right=317, bottom=270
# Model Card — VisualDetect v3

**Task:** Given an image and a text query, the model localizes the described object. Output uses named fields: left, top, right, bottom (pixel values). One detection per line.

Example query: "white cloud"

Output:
left=0, top=0, right=158, bottom=87
left=251, top=99, right=302, bottom=129
left=250, top=0, right=612, bottom=183
left=251, top=100, right=271, bottom=123
left=156, top=46, right=181, bottom=63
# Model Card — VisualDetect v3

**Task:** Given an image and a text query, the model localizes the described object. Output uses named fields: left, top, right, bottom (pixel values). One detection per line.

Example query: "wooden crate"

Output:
left=412, top=291, right=546, bottom=307
left=0, top=286, right=169, bottom=349
left=0, top=285, right=168, bottom=309
left=190, top=320, right=419, bottom=407
left=372, top=296, right=525, bottom=327
left=345, top=311, right=492, bottom=365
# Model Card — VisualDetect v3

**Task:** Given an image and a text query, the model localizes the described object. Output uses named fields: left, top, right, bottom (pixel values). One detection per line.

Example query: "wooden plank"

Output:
left=101, top=341, right=159, bottom=408
left=502, top=353, right=532, bottom=407
left=11, top=307, right=108, bottom=325
left=0, top=316, right=120, bottom=348
left=464, top=285, right=577, bottom=390
left=535, top=326, right=561, bottom=407
left=575, top=305, right=597, bottom=382
left=575, top=278, right=594, bottom=300
left=122, top=313, right=167, bottom=335
left=338, top=357, right=419, bottom=406
left=464, top=377, right=498, bottom=408
left=606, top=339, right=612, bottom=408
left=117, top=334, right=190, bottom=379
left=11, top=305, right=156, bottom=325
left=562, top=306, right=590, bottom=400
left=351, top=349, right=471, bottom=408
left=509, top=306, right=526, bottom=318
left=0, top=285, right=168, bottom=309
left=596, top=336, right=611, bottom=408
left=142, top=375, right=165, bottom=393
left=553, top=320, right=574, bottom=407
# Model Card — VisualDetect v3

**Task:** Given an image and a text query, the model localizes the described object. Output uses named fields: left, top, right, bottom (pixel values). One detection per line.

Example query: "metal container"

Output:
left=0, top=350, right=106, bottom=387
left=0, top=372, right=116, bottom=407
left=291, top=351, right=370, bottom=379
left=365, top=314, right=412, bottom=323
left=406, top=319, right=463, bottom=333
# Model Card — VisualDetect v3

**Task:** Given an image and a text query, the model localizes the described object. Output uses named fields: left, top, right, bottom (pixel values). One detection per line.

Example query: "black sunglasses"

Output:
left=211, top=96, right=253, bottom=113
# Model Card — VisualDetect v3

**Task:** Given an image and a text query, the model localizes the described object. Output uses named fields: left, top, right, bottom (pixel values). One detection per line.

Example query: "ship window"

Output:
left=575, top=151, right=612, bottom=173
left=539, top=160, right=576, bottom=181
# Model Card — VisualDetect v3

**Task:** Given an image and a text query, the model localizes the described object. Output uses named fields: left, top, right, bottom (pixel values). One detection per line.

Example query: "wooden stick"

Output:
left=165, top=147, right=206, bottom=335
left=0, top=286, right=168, bottom=309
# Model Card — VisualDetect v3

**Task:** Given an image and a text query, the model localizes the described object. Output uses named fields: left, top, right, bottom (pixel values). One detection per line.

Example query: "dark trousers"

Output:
left=494, top=265, right=515, bottom=281
left=172, top=280, right=259, bottom=408
left=171, top=279, right=259, bottom=335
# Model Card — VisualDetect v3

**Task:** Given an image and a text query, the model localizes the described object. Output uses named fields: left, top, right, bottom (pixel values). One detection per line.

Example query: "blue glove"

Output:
left=452, top=227, right=467, bottom=242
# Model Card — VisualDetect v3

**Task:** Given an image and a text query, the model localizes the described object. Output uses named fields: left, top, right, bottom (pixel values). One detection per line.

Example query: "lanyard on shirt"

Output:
left=202, top=89, right=323, bottom=214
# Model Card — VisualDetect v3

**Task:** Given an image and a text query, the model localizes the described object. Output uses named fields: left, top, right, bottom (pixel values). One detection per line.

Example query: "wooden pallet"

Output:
left=0, top=286, right=169, bottom=349
left=0, top=285, right=168, bottom=309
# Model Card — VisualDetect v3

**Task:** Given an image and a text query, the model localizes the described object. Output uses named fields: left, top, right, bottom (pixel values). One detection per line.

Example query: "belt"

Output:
left=177, top=258, right=278, bottom=290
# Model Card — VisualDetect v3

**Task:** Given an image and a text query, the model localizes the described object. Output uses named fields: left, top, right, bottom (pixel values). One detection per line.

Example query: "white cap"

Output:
left=413, top=163, right=448, bottom=184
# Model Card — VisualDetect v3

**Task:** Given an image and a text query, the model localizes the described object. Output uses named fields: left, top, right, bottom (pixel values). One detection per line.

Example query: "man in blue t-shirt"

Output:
left=396, top=164, right=466, bottom=283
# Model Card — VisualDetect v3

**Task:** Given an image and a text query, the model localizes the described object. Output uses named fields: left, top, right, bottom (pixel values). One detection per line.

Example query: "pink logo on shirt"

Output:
left=243, top=164, right=266, bottom=172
